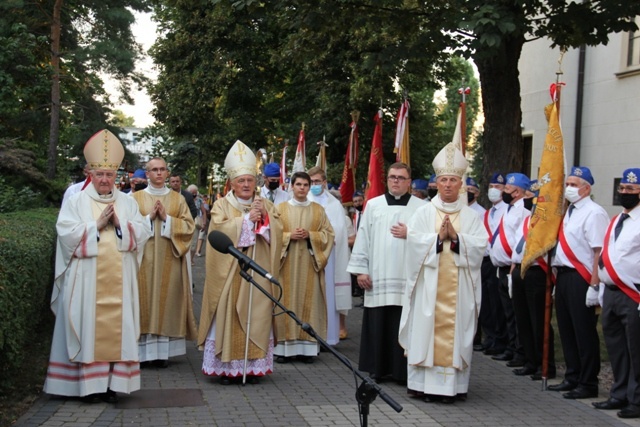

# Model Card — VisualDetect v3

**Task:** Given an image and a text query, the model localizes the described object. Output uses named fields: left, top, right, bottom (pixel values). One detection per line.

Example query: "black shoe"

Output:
left=275, top=356, right=288, bottom=364
left=80, top=393, right=101, bottom=404
left=491, top=353, right=513, bottom=361
left=593, top=397, right=628, bottom=410
left=153, top=359, right=169, bottom=368
left=513, top=367, right=536, bottom=376
left=618, top=405, right=640, bottom=419
left=473, top=344, right=484, bottom=352
left=440, top=395, right=456, bottom=404
left=219, top=376, right=231, bottom=385
left=530, top=371, right=556, bottom=381
left=548, top=380, right=577, bottom=392
left=483, top=347, right=504, bottom=356
left=563, top=386, right=598, bottom=399
left=100, top=389, right=119, bottom=404
left=424, top=394, right=442, bottom=403
left=505, top=359, right=525, bottom=368
left=298, top=355, right=314, bottom=364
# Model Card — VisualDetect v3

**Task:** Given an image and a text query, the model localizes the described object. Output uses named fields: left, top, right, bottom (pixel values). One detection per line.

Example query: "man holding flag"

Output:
left=547, top=167, right=608, bottom=399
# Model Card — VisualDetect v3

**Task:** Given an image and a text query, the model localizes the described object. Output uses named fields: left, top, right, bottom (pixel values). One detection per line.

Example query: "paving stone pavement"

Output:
left=15, top=254, right=640, bottom=426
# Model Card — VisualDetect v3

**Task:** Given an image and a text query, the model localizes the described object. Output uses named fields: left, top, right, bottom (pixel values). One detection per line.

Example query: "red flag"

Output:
left=292, top=123, right=306, bottom=172
left=364, top=110, right=385, bottom=208
left=340, top=111, right=360, bottom=204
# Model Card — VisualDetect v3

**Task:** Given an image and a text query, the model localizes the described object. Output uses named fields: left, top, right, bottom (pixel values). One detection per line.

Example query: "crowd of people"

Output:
left=45, top=131, right=640, bottom=420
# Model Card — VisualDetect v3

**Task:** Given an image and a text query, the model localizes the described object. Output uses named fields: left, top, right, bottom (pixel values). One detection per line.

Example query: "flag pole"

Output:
left=542, top=49, right=566, bottom=391
left=458, top=80, right=471, bottom=157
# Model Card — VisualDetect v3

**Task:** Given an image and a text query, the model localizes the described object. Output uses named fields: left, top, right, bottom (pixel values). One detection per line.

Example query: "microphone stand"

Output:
left=235, top=262, right=403, bottom=427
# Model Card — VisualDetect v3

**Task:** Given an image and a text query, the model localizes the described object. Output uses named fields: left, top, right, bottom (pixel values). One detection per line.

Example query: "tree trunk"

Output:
left=47, top=0, right=63, bottom=180
left=474, top=35, right=526, bottom=184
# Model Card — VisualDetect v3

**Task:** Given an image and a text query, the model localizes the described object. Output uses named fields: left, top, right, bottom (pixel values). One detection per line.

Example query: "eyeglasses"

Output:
left=310, top=180, right=325, bottom=185
left=387, top=175, right=409, bottom=182
left=618, top=185, right=640, bottom=193
left=148, top=167, right=167, bottom=173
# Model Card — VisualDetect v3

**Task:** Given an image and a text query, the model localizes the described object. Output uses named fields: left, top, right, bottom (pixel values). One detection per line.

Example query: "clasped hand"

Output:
left=438, top=215, right=458, bottom=241
left=290, top=227, right=309, bottom=240
left=97, top=203, right=120, bottom=230
left=150, top=200, right=167, bottom=222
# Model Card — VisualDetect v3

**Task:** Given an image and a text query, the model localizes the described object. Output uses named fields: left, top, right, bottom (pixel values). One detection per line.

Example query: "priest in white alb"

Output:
left=399, top=142, right=487, bottom=403
left=44, top=130, right=152, bottom=403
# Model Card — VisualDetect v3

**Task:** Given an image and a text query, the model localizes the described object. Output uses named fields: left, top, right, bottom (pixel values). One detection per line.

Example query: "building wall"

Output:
left=519, top=31, right=640, bottom=216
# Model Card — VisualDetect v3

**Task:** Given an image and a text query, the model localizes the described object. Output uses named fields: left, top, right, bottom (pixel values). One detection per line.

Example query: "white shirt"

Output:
left=489, top=198, right=530, bottom=267
left=599, top=205, right=640, bottom=287
left=261, top=185, right=291, bottom=205
left=551, top=196, right=609, bottom=271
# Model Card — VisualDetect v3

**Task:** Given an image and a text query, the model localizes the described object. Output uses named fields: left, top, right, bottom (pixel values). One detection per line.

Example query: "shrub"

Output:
left=0, top=208, right=58, bottom=392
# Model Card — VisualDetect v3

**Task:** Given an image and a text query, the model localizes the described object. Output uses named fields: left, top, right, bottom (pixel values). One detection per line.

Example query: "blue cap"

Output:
left=569, top=166, right=594, bottom=185
left=490, top=173, right=506, bottom=185
left=264, top=163, right=281, bottom=177
left=353, top=191, right=363, bottom=198
left=132, top=169, right=146, bottom=179
left=428, top=175, right=436, bottom=184
left=621, top=168, right=640, bottom=184
left=466, top=177, right=479, bottom=189
left=506, top=173, right=530, bottom=190
left=412, top=179, right=428, bottom=190
left=327, top=183, right=336, bottom=190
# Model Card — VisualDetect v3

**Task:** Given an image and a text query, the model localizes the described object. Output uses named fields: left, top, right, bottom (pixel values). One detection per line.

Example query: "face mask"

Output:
left=467, top=192, right=475, bottom=203
left=488, top=188, right=502, bottom=203
left=310, top=185, right=323, bottom=196
left=427, top=189, right=438, bottom=199
left=523, top=198, right=534, bottom=211
left=267, top=181, right=279, bottom=191
left=502, top=191, right=514, bottom=205
left=134, top=183, right=147, bottom=191
left=564, top=186, right=581, bottom=203
left=619, top=193, right=640, bottom=210
left=355, top=205, right=363, bottom=212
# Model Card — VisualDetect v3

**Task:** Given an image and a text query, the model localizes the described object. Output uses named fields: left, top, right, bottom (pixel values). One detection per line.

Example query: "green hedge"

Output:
left=0, top=208, right=58, bottom=391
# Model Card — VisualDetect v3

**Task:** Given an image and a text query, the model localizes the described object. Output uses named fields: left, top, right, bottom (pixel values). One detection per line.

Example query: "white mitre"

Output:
left=83, top=129, right=124, bottom=171
left=224, top=140, right=257, bottom=179
left=432, top=141, right=468, bottom=177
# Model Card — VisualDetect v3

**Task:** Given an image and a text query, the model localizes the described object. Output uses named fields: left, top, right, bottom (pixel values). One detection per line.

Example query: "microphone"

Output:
left=208, top=230, right=279, bottom=285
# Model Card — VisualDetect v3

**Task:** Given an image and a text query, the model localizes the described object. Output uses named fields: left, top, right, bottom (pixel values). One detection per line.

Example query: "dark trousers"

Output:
left=477, top=257, right=507, bottom=351
left=602, top=286, right=640, bottom=405
left=511, top=265, right=555, bottom=373
left=497, top=266, right=524, bottom=359
left=359, top=306, right=407, bottom=381
left=555, top=269, right=600, bottom=388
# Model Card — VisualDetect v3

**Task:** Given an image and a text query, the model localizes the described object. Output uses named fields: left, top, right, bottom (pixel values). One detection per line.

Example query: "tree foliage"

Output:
left=0, top=0, right=151, bottom=203
left=207, top=0, right=639, bottom=183
left=149, top=0, right=480, bottom=182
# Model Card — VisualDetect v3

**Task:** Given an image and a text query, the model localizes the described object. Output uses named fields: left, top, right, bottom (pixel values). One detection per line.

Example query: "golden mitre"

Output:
left=83, top=129, right=124, bottom=171
left=224, top=140, right=256, bottom=179
left=432, top=141, right=468, bottom=178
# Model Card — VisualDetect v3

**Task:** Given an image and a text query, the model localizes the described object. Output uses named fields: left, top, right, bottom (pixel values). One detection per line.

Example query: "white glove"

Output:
left=599, top=284, right=605, bottom=308
left=586, top=286, right=599, bottom=307
left=507, top=274, right=513, bottom=299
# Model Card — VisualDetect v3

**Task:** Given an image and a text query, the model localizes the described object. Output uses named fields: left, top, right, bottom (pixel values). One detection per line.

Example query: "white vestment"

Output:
left=308, top=190, right=351, bottom=345
left=44, top=185, right=152, bottom=397
left=347, top=194, right=426, bottom=307
left=398, top=195, right=486, bottom=396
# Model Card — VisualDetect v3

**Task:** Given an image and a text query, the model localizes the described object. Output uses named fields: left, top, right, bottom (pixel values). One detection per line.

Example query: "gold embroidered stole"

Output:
left=91, top=202, right=123, bottom=361
left=433, top=208, right=460, bottom=367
